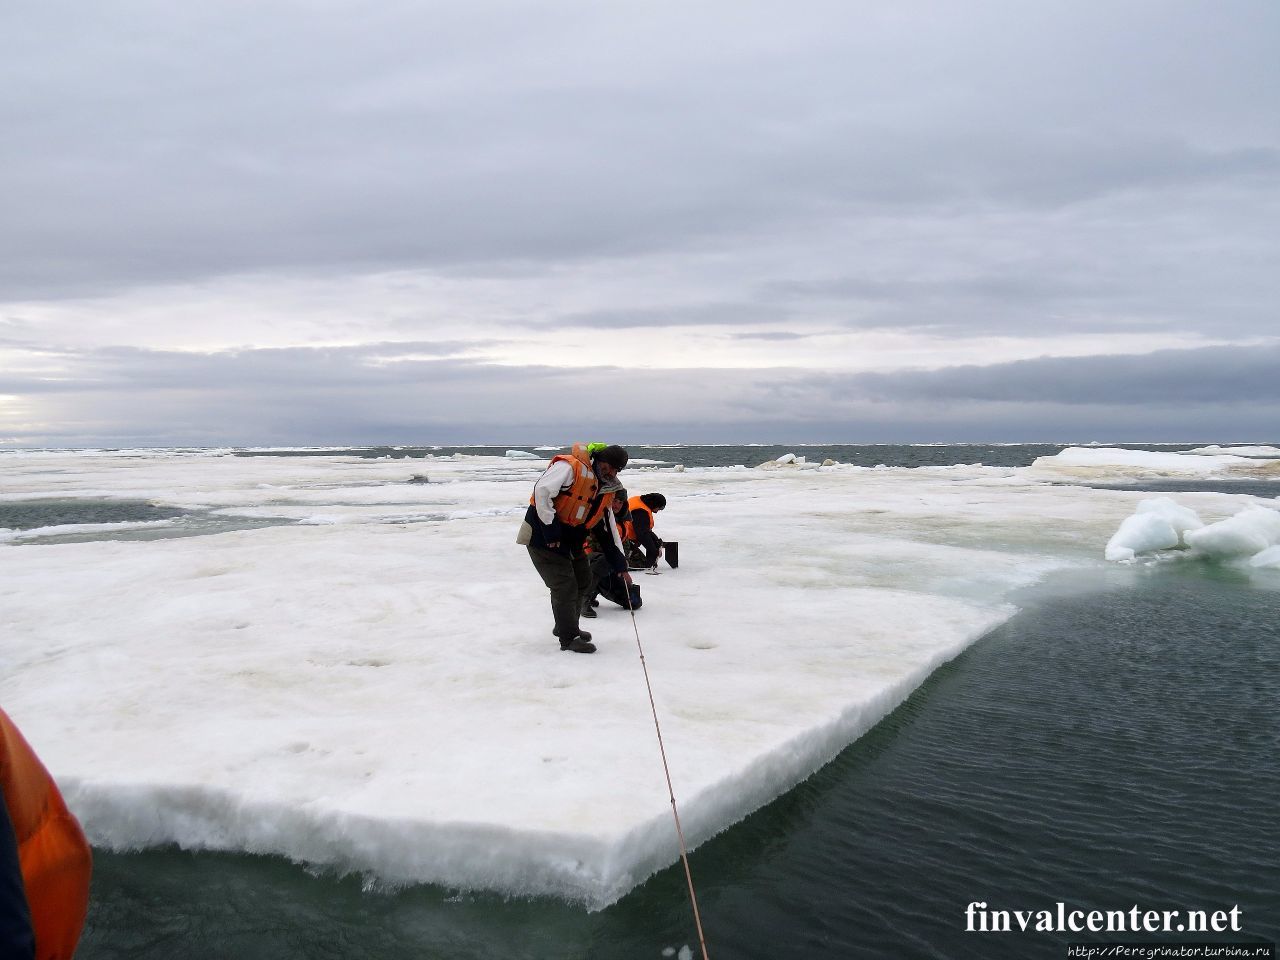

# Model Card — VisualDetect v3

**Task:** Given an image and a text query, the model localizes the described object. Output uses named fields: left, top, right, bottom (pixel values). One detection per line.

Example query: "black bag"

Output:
left=599, top=574, right=642, bottom=610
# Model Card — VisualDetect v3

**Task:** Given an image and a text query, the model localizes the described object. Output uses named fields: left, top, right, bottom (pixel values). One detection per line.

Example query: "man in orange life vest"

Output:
left=1, top=707, right=92, bottom=960
left=518, top=443, right=631, bottom=654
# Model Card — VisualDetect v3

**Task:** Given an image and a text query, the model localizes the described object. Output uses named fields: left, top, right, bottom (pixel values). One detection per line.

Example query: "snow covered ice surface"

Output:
left=1026, top=445, right=1280, bottom=482
left=1181, top=444, right=1280, bottom=458
left=1, top=446, right=1276, bottom=907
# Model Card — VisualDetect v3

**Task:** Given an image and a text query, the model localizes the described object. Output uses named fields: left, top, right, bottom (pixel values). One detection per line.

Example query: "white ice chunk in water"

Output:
left=1105, top=514, right=1179, bottom=562
left=1105, top=497, right=1202, bottom=561
left=1185, top=505, right=1280, bottom=558
left=758, top=453, right=813, bottom=469
left=505, top=450, right=541, bottom=460
left=1136, top=497, right=1203, bottom=536
left=1249, top=545, right=1280, bottom=569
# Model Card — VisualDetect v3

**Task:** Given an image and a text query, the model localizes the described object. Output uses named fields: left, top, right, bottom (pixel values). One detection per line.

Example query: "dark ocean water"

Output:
left=0, top=498, right=187, bottom=529
left=0, top=498, right=288, bottom=543
left=230, top=442, right=1239, bottom=470
left=79, top=564, right=1279, bottom=959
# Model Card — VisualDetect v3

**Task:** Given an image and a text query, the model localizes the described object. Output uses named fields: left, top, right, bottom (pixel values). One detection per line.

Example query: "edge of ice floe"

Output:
left=60, top=608, right=1008, bottom=909
left=0, top=518, right=185, bottom=543
left=596, top=607, right=1010, bottom=906
left=63, top=779, right=615, bottom=904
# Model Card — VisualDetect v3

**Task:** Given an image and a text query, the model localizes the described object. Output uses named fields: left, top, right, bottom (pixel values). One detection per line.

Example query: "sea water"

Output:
left=230, top=442, right=1109, bottom=469
left=7, top=444, right=1276, bottom=957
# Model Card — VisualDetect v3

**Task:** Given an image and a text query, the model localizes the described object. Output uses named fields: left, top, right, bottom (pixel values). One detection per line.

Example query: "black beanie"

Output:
left=594, top=445, right=629, bottom=470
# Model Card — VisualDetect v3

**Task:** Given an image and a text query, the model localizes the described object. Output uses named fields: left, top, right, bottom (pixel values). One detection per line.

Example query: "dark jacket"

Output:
left=629, top=507, right=662, bottom=567
left=588, top=510, right=629, bottom=574
left=0, top=792, right=34, bottom=960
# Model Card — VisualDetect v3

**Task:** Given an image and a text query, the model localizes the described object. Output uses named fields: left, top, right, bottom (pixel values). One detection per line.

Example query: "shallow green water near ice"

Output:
left=78, top=561, right=1279, bottom=959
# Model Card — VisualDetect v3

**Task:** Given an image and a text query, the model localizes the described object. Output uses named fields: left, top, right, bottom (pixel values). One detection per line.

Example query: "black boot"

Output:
left=553, top=627, right=591, bottom=641
left=559, top=636, right=596, bottom=654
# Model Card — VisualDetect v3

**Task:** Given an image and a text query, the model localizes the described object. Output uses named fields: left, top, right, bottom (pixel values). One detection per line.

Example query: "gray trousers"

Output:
left=528, top=546, right=591, bottom=641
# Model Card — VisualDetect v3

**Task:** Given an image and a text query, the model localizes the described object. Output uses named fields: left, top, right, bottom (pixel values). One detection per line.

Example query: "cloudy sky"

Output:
left=2, top=1, right=1277, bottom=446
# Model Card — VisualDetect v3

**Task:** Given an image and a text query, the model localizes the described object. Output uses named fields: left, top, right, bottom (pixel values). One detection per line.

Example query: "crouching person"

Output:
left=583, top=492, right=639, bottom=617
left=624, top=493, right=668, bottom=569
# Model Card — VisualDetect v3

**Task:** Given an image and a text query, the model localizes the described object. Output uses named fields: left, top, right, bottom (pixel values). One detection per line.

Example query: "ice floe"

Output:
left=0, top=446, right=1274, bottom=907
left=1027, top=446, right=1280, bottom=482
left=1185, top=505, right=1280, bottom=559
left=1181, top=444, right=1280, bottom=458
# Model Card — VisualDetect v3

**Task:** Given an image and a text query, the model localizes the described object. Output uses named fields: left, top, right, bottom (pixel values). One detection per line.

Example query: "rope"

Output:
left=623, top=571, right=711, bottom=960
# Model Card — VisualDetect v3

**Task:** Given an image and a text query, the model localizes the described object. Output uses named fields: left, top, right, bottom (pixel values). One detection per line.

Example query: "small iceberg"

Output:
left=756, top=453, right=810, bottom=469
left=1105, top=498, right=1280, bottom=565
left=1185, top=505, right=1280, bottom=558
left=1104, top=498, right=1202, bottom=562
left=1249, top=545, right=1280, bottom=569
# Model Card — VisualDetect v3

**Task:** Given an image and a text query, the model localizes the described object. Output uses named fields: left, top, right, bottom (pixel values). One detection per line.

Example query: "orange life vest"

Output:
left=530, top=443, right=613, bottom=529
left=0, top=707, right=92, bottom=960
left=624, top=495, right=653, bottom=542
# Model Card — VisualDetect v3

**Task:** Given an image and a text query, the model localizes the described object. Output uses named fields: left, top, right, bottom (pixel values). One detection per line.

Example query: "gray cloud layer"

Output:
left=2, top=2, right=1278, bottom=443
left=4, top=341, right=1275, bottom=446
left=4, top=4, right=1278, bottom=318
left=852, top=344, right=1280, bottom=405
